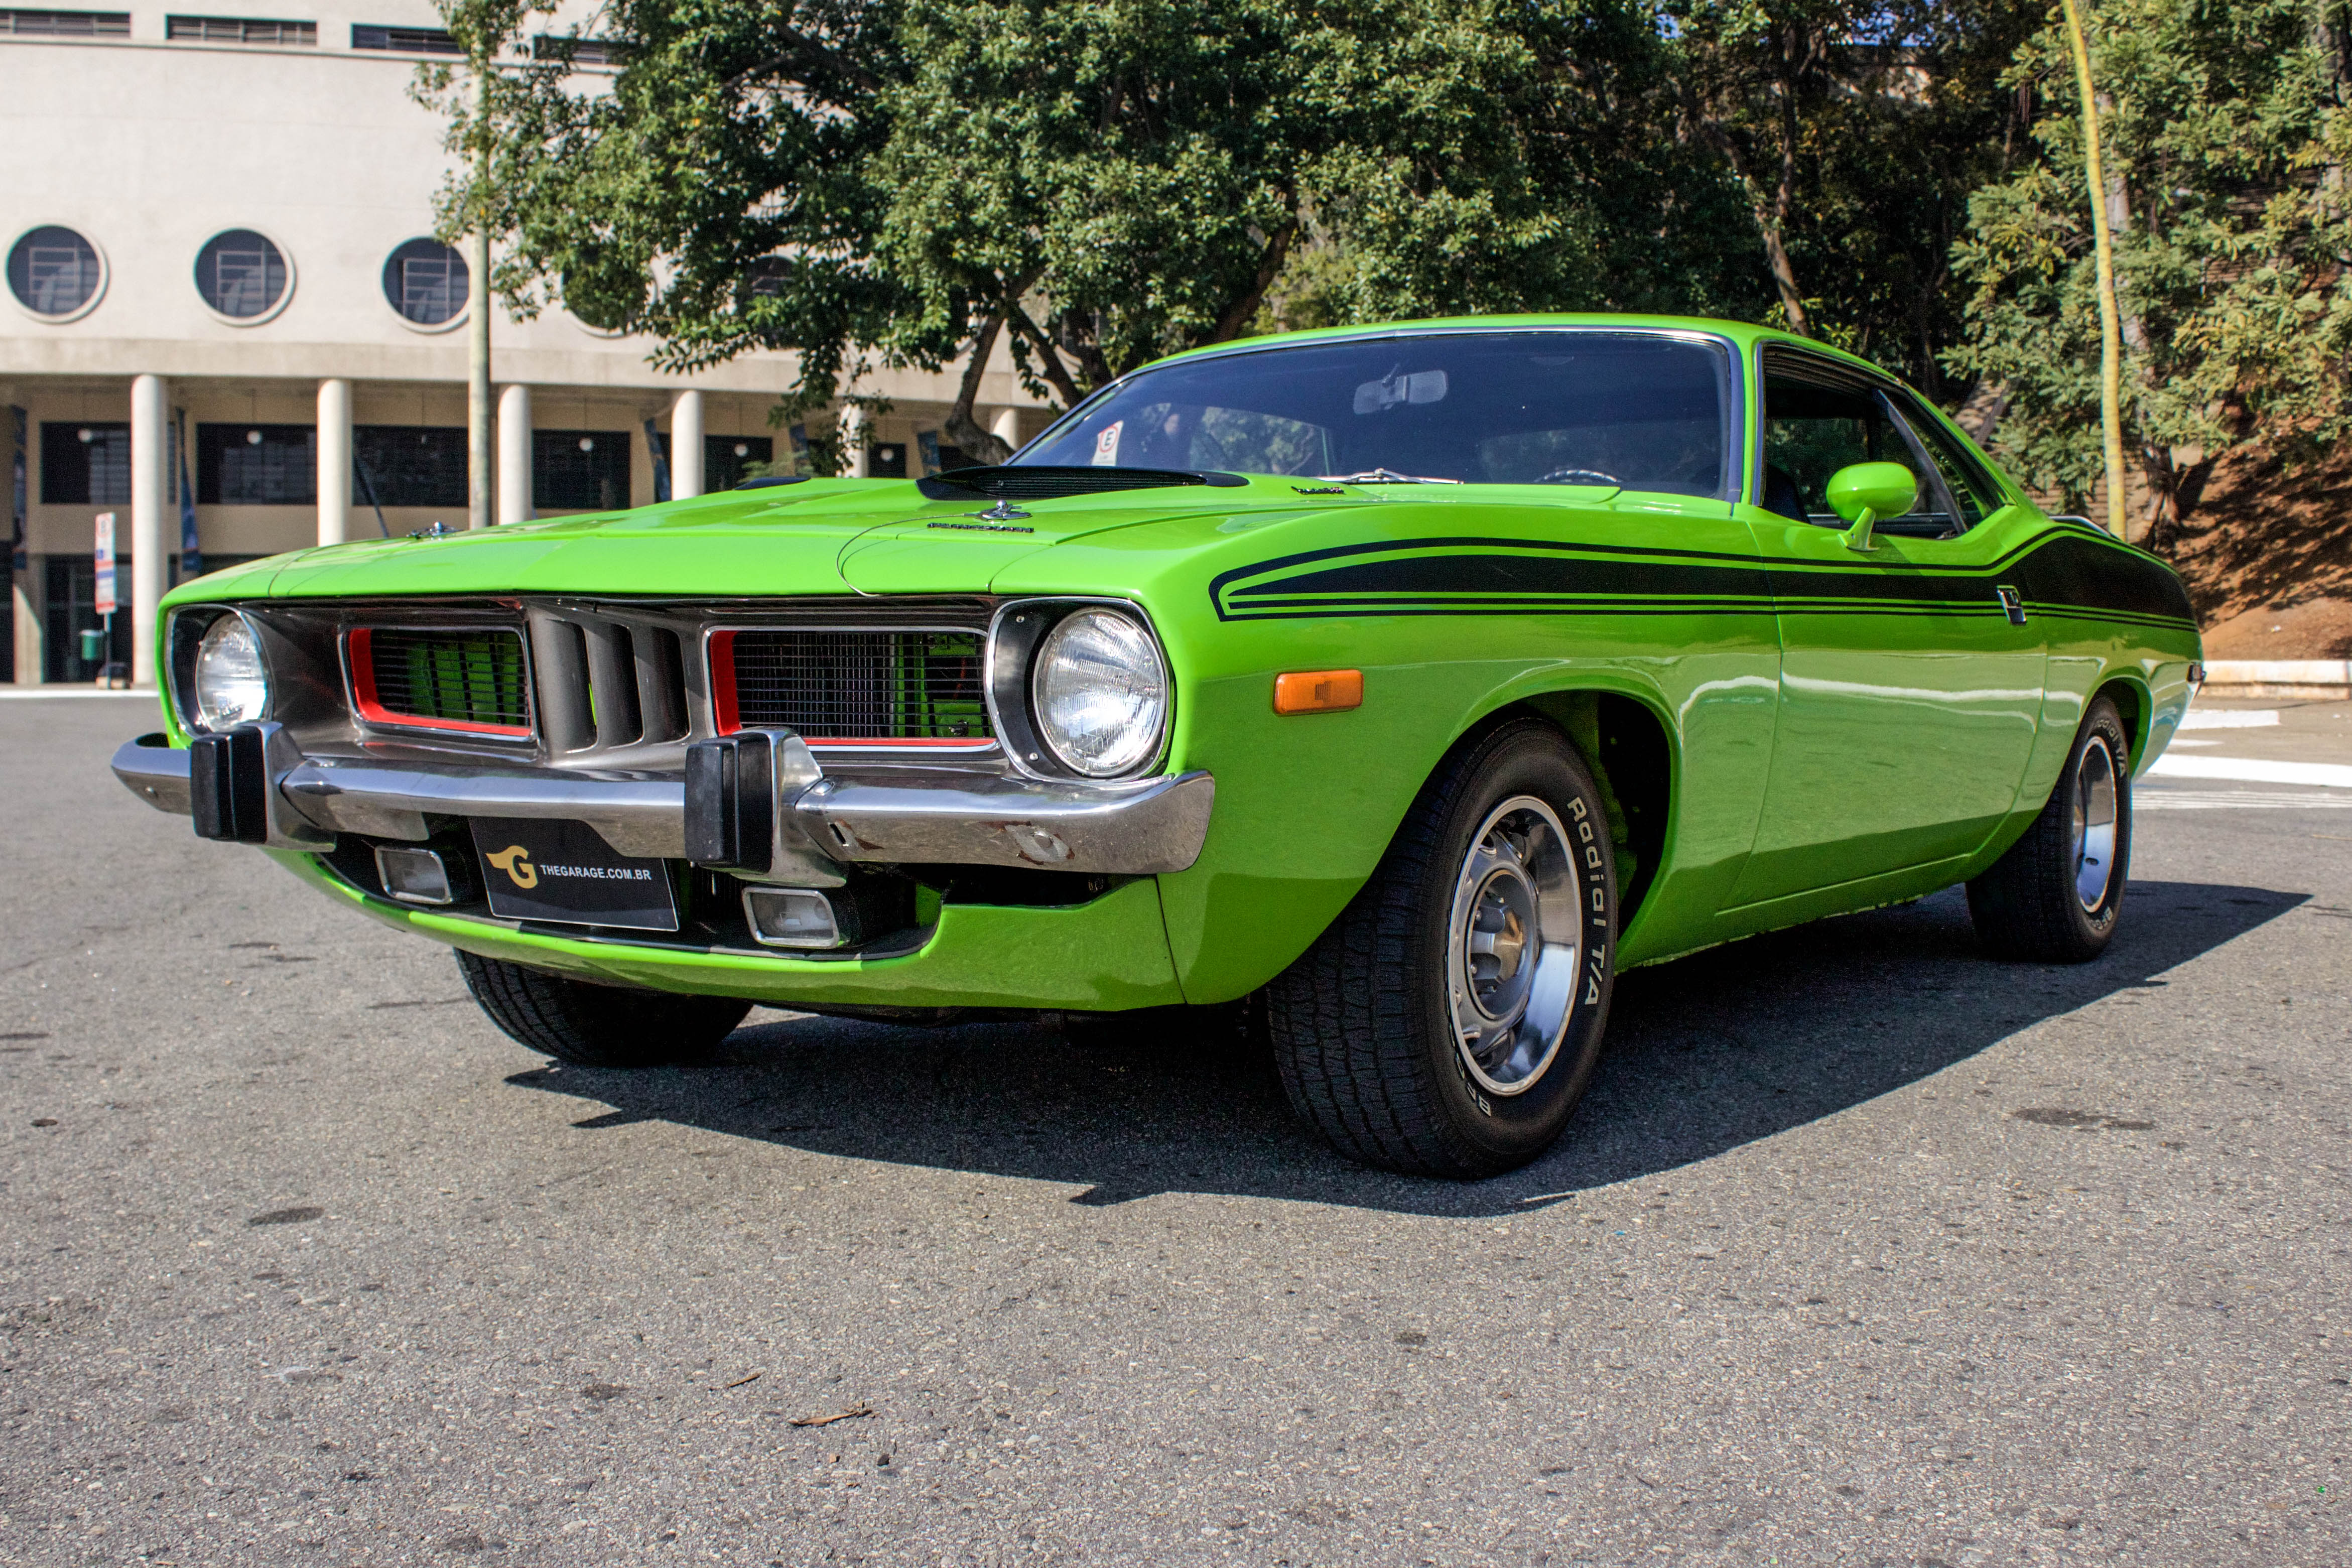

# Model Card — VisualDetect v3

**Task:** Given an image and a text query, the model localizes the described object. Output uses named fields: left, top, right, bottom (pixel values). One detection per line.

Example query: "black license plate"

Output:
left=468, top=817, right=680, bottom=932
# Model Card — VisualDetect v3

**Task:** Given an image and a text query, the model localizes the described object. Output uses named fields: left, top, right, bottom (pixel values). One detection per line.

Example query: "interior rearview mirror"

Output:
left=1824, top=461, right=1917, bottom=552
left=1353, top=370, right=1448, bottom=416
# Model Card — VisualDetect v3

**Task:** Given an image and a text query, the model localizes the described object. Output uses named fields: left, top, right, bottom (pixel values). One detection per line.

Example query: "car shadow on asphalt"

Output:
left=504, top=880, right=2302, bottom=1218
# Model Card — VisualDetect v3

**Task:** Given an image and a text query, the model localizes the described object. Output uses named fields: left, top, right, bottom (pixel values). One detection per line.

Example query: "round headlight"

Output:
left=192, top=614, right=269, bottom=731
left=1030, top=608, right=1168, bottom=777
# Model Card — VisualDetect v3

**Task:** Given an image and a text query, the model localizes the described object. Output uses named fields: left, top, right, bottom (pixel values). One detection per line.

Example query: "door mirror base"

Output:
left=1825, top=461, right=1917, bottom=552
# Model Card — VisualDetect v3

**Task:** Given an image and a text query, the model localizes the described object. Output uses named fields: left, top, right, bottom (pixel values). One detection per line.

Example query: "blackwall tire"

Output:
left=1967, top=695, right=2133, bottom=963
left=455, top=950, right=752, bottom=1068
left=1266, top=719, right=1618, bottom=1178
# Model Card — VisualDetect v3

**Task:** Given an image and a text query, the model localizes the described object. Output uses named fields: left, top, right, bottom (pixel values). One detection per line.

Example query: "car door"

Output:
left=1729, top=348, right=2047, bottom=908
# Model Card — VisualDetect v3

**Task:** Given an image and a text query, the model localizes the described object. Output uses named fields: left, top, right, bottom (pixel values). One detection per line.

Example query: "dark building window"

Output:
left=868, top=442, right=907, bottom=479
left=535, top=430, right=630, bottom=511
left=197, top=423, right=316, bottom=505
left=381, top=237, right=466, bottom=325
left=351, top=23, right=458, bottom=53
left=0, top=10, right=129, bottom=36
left=705, top=435, right=772, bottom=493
left=353, top=426, right=466, bottom=508
left=532, top=32, right=622, bottom=66
left=44, top=554, right=134, bottom=683
left=743, top=256, right=786, bottom=304
left=167, top=15, right=313, bottom=43
left=7, top=225, right=102, bottom=318
left=41, top=421, right=130, bottom=504
left=194, top=229, right=289, bottom=318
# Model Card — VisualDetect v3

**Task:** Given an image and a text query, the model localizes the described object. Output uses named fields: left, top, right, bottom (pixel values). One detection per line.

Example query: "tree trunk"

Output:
left=1761, top=31, right=1811, bottom=338
left=1003, top=300, right=1084, bottom=408
left=1207, top=216, right=1299, bottom=344
left=942, top=312, right=1013, bottom=466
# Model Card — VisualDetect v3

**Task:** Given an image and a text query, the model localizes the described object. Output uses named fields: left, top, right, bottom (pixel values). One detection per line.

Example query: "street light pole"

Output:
left=2059, top=0, right=2128, bottom=539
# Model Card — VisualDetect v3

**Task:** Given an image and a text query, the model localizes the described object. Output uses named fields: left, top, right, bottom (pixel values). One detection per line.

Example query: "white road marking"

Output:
left=0, top=688, right=159, bottom=699
left=2137, top=789, right=2352, bottom=810
left=2178, top=709, right=2280, bottom=730
left=2148, top=755, right=2352, bottom=789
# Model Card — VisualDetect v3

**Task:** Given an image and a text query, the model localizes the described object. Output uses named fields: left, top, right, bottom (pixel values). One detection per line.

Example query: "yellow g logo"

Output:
left=485, top=845, right=537, bottom=889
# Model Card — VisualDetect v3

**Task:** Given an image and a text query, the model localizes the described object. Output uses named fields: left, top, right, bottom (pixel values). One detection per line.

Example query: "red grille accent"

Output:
left=347, top=626, right=533, bottom=737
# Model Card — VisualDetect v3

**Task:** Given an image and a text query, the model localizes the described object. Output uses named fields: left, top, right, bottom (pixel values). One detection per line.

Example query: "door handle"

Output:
left=1996, top=585, right=2027, bottom=625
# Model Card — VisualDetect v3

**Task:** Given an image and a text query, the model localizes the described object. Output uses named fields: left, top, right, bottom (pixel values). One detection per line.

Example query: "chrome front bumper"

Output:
left=110, top=729, right=1216, bottom=877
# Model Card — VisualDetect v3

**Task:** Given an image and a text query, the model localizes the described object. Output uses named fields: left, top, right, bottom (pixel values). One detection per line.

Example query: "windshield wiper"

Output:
left=1321, top=468, right=1463, bottom=485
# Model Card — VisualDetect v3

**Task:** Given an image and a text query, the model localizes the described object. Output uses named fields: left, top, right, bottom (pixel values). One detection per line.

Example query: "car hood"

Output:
left=198, top=475, right=1391, bottom=603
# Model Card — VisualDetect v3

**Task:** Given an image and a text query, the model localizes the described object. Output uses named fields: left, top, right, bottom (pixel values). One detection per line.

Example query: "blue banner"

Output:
left=641, top=418, right=671, bottom=504
left=9, top=407, right=25, bottom=573
left=177, top=411, right=200, bottom=578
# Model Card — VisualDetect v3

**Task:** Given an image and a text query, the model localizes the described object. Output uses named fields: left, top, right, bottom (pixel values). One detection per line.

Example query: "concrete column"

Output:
left=496, top=383, right=533, bottom=525
left=840, top=406, right=869, bottom=478
left=12, top=571, right=40, bottom=686
left=129, top=373, right=167, bottom=688
left=316, top=378, right=352, bottom=547
left=991, top=407, right=1023, bottom=458
left=671, top=390, right=704, bottom=499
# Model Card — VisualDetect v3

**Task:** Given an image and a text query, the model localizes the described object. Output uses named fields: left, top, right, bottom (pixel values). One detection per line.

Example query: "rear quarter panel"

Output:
left=1982, top=520, right=2202, bottom=869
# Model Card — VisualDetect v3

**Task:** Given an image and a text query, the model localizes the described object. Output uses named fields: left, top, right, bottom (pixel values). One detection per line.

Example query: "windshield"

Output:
left=1016, top=330, right=1735, bottom=498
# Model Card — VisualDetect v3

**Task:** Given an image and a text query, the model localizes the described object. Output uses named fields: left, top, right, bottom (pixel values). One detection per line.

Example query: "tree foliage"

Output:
left=449, top=0, right=1755, bottom=464
left=1949, top=0, right=2352, bottom=529
left=437, top=0, right=2352, bottom=528
left=1662, top=0, right=2043, bottom=392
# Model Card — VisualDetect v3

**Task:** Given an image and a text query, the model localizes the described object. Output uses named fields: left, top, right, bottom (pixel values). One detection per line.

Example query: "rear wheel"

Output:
left=1267, top=719, right=1618, bottom=1178
left=1967, top=695, right=2132, bottom=963
left=455, top=950, right=751, bottom=1068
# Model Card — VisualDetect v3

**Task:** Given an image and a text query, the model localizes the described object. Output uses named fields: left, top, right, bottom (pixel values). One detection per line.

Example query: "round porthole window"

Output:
left=194, top=229, right=293, bottom=322
left=381, top=237, right=469, bottom=330
left=7, top=225, right=106, bottom=321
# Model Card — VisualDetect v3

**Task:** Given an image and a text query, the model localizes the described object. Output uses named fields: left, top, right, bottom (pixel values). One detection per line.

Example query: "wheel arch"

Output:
left=2093, top=672, right=2151, bottom=767
left=1459, top=683, right=1678, bottom=932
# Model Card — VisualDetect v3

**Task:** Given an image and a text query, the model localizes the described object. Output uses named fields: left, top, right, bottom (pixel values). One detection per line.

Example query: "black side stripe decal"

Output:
left=1210, top=529, right=2195, bottom=627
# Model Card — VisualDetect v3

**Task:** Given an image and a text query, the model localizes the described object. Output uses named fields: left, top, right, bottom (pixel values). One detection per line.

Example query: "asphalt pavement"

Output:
left=2, top=695, right=2345, bottom=1566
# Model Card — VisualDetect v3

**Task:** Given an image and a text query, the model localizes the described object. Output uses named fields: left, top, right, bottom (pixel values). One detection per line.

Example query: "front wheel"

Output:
left=1266, top=719, right=1618, bottom=1178
left=455, top=950, right=751, bottom=1068
left=1967, top=695, right=2132, bottom=963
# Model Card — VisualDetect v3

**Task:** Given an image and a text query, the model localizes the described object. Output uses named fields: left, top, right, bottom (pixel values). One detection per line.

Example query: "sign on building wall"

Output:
left=94, top=511, right=117, bottom=617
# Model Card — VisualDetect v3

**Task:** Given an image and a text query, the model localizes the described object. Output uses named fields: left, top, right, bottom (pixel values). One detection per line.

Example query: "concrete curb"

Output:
left=2199, top=660, right=2351, bottom=699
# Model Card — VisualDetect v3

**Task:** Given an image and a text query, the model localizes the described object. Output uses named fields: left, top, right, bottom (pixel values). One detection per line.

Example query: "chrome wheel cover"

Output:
left=1445, top=796, right=1581, bottom=1096
left=2071, top=733, right=2120, bottom=912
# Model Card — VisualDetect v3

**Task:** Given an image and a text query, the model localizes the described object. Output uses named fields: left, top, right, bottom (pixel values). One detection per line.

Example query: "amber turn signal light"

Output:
left=1273, top=669, right=1364, bottom=715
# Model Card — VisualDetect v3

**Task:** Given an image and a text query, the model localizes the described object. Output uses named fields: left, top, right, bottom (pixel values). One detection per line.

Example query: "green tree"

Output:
left=1950, top=0, right=2352, bottom=532
left=450, top=0, right=1747, bottom=467
left=1662, top=0, right=2044, bottom=393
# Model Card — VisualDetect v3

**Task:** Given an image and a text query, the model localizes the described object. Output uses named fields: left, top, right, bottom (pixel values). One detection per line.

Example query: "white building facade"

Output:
left=2, top=3, right=1041, bottom=685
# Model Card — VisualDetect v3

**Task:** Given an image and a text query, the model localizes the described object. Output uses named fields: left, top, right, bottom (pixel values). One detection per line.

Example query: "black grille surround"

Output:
left=713, top=628, right=992, bottom=747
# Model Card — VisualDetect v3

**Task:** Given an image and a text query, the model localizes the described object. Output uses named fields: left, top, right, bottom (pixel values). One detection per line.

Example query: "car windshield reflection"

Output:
left=1016, top=330, right=1734, bottom=498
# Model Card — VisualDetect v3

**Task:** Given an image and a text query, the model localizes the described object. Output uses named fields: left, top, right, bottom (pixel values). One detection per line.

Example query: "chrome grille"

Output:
left=719, top=629, right=990, bottom=743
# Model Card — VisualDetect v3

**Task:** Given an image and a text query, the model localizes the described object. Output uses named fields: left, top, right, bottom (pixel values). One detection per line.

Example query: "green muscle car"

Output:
left=112, top=315, right=2201, bottom=1178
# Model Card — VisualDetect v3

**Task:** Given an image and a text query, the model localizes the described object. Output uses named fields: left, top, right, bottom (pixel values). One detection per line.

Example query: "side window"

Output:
left=1891, top=396, right=1999, bottom=530
left=1759, top=374, right=1890, bottom=524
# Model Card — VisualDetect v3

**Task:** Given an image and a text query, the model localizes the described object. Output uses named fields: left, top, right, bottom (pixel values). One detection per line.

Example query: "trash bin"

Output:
left=78, top=627, right=106, bottom=664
